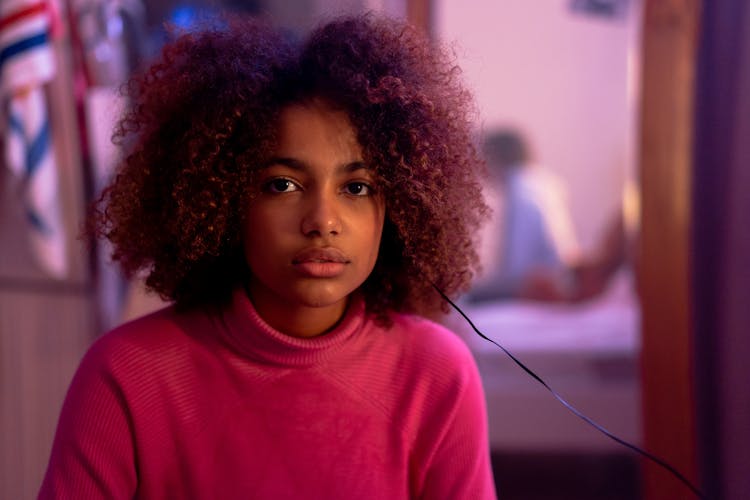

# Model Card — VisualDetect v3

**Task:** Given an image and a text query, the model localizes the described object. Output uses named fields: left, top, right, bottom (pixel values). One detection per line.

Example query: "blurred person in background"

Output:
left=468, top=129, right=632, bottom=304
left=469, top=129, right=580, bottom=302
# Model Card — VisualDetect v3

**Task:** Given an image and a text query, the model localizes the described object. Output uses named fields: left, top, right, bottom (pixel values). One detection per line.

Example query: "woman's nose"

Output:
left=301, top=190, right=342, bottom=237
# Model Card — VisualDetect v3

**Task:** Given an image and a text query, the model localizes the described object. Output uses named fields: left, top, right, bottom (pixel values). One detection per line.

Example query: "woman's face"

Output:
left=242, top=100, right=385, bottom=337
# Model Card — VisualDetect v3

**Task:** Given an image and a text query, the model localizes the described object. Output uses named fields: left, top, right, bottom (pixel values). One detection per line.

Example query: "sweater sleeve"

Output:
left=38, top=336, right=138, bottom=499
left=418, top=345, right=497, bottom=500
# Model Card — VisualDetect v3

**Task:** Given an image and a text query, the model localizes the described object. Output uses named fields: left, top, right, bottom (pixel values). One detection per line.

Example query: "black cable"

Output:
left=432, top=285, right=707, bottom=500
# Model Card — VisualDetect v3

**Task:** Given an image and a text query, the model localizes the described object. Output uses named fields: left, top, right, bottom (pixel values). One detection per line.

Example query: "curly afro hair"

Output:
left=91, top=13, right=488, bottom=322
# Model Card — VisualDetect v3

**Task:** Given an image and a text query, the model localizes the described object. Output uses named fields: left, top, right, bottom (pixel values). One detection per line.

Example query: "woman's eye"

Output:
left=344, top=182, right=371, bottom=196
left=263, top=178, right=298, bottom=193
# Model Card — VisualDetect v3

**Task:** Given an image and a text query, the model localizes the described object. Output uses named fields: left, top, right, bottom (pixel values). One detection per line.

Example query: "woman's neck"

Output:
left=244, top=284, right=348, bottom=338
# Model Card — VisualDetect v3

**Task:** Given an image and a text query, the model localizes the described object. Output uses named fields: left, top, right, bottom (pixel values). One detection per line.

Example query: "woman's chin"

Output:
left=288, top=285, right=351, bottom=310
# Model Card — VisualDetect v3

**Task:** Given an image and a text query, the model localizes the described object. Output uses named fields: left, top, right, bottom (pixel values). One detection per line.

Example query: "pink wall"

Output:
left=435, top=0, right=641, bottom=251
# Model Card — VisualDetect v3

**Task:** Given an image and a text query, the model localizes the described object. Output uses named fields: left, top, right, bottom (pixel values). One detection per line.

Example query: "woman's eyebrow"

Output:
left=341, top=161, right=368, bottom=173
left=263, top=157, right=306, bottom=170
left=263, top=158, right=369, bottom=173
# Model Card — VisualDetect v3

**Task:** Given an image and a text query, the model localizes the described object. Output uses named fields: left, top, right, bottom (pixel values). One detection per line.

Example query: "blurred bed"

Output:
left=445, top=270, right=642, bottom=452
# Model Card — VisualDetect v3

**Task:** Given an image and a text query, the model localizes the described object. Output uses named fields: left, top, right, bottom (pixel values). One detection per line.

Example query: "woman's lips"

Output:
left=292, top=247, right=350, bottom=278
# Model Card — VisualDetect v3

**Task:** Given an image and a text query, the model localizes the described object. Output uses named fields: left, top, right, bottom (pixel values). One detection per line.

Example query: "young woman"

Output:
left=40, top=14, right=495, bottom=499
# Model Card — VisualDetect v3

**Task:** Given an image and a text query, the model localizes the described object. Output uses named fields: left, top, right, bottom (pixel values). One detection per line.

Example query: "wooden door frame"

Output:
left=638, top=1, right=701, bottom=498
left=406, top=0, right=431, bottom=34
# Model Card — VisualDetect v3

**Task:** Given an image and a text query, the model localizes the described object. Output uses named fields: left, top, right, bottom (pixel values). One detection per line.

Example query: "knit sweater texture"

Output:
left=39, top=288, right=496, bottom=499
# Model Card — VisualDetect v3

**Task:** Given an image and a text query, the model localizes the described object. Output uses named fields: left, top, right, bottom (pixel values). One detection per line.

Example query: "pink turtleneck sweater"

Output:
left=39, top=289, right=496, bottom=499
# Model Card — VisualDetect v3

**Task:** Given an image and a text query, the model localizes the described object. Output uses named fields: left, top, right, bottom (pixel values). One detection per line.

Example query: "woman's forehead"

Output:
left=274, top=100, right=363, bottom=159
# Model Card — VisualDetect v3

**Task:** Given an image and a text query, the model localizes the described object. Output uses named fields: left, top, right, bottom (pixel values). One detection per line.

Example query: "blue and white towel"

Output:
left=1, top=0, right=67, bottom=278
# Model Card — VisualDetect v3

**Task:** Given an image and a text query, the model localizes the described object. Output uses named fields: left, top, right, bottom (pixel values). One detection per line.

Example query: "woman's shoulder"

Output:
left=384, top=312, right=479, bottom=379
left=390, top=311, right=470, bottom=346
left=371, top=312, right=487, bottom=443
left=81, top=305, right=214, bottom=375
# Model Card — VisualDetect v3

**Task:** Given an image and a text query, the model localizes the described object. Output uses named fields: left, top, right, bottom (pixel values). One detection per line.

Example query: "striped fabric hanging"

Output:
left=1, top=1, right=67, bottom=278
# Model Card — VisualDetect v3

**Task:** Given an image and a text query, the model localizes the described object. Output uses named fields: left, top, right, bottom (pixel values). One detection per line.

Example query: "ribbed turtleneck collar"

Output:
left=217, top=287, right=367, bottom=367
